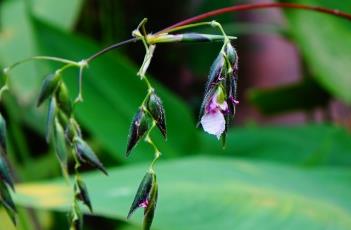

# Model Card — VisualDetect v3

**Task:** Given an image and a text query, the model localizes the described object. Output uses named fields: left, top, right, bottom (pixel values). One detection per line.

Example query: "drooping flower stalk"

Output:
left=1, top=2, right=350, bottom=227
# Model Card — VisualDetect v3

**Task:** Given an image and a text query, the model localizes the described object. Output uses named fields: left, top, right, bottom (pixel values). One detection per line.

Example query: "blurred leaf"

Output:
left=199, top=124, right=351, bottom=167
left=283, top=0, right=351, bottom=104
left=31, top=0, right=83, bottom=30
left=0, top=0, right=84, bottom=102
left=248, top=78, right=330, bottom=115
left=30, top=18, right=198, bottom=162
left=0, top=1, right=40, bottom=101
left=15, top=157, right=351, bottom=230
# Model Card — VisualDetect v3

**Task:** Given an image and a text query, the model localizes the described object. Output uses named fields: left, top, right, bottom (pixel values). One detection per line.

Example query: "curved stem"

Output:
left=4, top=56, right=80, bottom=74
left=157, top=2, right=351, bottom=35
left=85, top=38, right=139, bottom=63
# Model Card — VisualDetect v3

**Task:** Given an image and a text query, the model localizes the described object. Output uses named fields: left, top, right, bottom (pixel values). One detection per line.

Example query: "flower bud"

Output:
left=53, top=119, right=68, bottom=172
left=127, top=171, right=157, bottom=223
left=0, top=154, right=14, bottom=191
left=204, top=53, right=225, bottom=93
left=37, top=73, right=61, bottom=107
left=46, top=97, right=57, bottom=143
left=143, top=178, right=158, bottom=230
left=55, top=82, right=73, bottom=117
left=74, top=137, right=108, bottom=175
left=74, top=178, right=92, bottom=213
left=0, top=181, right=16, bottom=225
left=147, top=92, right=166, bottom=139
left=0, top=113, right=7, bottom=155
left=69, top=205, right=82, bottom=230
left=126, top=108, right=150, bottom=156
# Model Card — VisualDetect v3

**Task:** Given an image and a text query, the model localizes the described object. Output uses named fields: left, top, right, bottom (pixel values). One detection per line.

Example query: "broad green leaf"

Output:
left=0, top=0, right=84, bottom=101
left=0, top=1, right=40, bottom=101
left=30, top=18, right=198, bottom=162
left=248, top=78, right=330, bottom=115
left=15, top=157, right=351, bottom=230
left=199, top=124, right=351, bottom=167
left=283, top=0, right=351, bottom=103
left=31, top=0, right=83, bottom=30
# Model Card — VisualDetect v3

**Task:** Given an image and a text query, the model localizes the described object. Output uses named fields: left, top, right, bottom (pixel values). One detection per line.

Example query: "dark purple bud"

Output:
left=0, top=154, right=14, bottom=191
left=127, top=171, right=157, bottom=219
left=74, top=178, right=93, bottom=213
left=143, top=178, right=158, bottom=230
left=204, top=53, right=225, bottom=93
left=0, top=113, right=7, bottom=155
left=37, top=73, right=61, bottom=107
left=55, top=82, right=73, bottom=117
left=0, top=180, right=17, bottom=225
left=126, top=108, right=150, bottom=156
left=74, top=137, right=108, bottom=175
left=147, top=92, right=167, bottom=139
left=46, top=97, right=57, bottom=143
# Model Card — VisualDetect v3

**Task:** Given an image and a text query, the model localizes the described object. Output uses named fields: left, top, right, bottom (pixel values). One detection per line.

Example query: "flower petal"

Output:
left=200, top=111, right=226, bottom=139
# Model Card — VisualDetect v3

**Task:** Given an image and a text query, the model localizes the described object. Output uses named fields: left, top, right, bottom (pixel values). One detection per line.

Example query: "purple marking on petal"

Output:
left=139, top=199, right=149, bottom=208
left=200, top=111, right=226, bottom=139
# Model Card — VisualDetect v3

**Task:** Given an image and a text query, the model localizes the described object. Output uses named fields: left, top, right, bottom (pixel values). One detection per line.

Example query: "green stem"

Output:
left=4, top=56, right=80, bottom=74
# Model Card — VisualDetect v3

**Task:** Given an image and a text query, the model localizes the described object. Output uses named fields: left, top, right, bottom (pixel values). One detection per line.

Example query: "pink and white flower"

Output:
left=200, top=90, right=229, bottom=139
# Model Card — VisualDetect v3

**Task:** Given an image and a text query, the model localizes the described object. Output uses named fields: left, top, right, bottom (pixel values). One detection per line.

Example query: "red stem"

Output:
left=157, top=2, right=351, bottom=34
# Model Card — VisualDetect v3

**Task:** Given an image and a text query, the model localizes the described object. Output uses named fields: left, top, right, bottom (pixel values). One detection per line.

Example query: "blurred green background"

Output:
left=0, top=0, right=351, bottom=229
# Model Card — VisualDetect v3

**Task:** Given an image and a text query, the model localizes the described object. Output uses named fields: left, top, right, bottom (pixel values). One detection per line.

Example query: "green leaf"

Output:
left=0, top=0, right=84, bottom=102
left=283, top=0, right=351, bottom=103
left=15, top=157, right=351, bottom=230
left=248, top=78, right=330, bottom=115
left=30, top=18, right=198, bottom=162
left=31, top=0, right=83, bottom=31
left=199, top=124, right=351, bottom=167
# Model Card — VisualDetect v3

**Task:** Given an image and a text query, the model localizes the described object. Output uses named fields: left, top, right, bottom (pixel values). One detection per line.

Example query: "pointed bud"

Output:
left=74, top=137, right=108, bottom=175
left=69, top=205, right=83, bottom=230
left=128, top=171, right=157, bottom=219
left=0, top=181, right=17, bottom=225
left=143, top=178, right=158, bottom=230
left=224, top=43, right=237, bottom=67
left=147, top=92, right=166, bottom=139
left=0, top=113, right=7, bottom=155
left=55, top=82, right=73, bottom=117
left=74, top=178, right=93, bottom=213
left=53, top=119, right=68, bottom=172
left=0, top=154, right=14, bottom=191
left=126, top=108, right=150, bottom=156
left=37, top=73, right=61, bottom=107
left=204, top=53, right=225, bottom=93
left=65, top=118, right=82, bottom=144
left=46, top=97, right=57, bottom=143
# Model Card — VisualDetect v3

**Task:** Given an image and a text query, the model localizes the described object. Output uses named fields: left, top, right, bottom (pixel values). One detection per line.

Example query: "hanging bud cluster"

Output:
left=199, top=42, right=239, bottom=143
left=37, top=71, right=107, bottom=230
left=126, top=89, right=165, bottom=230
